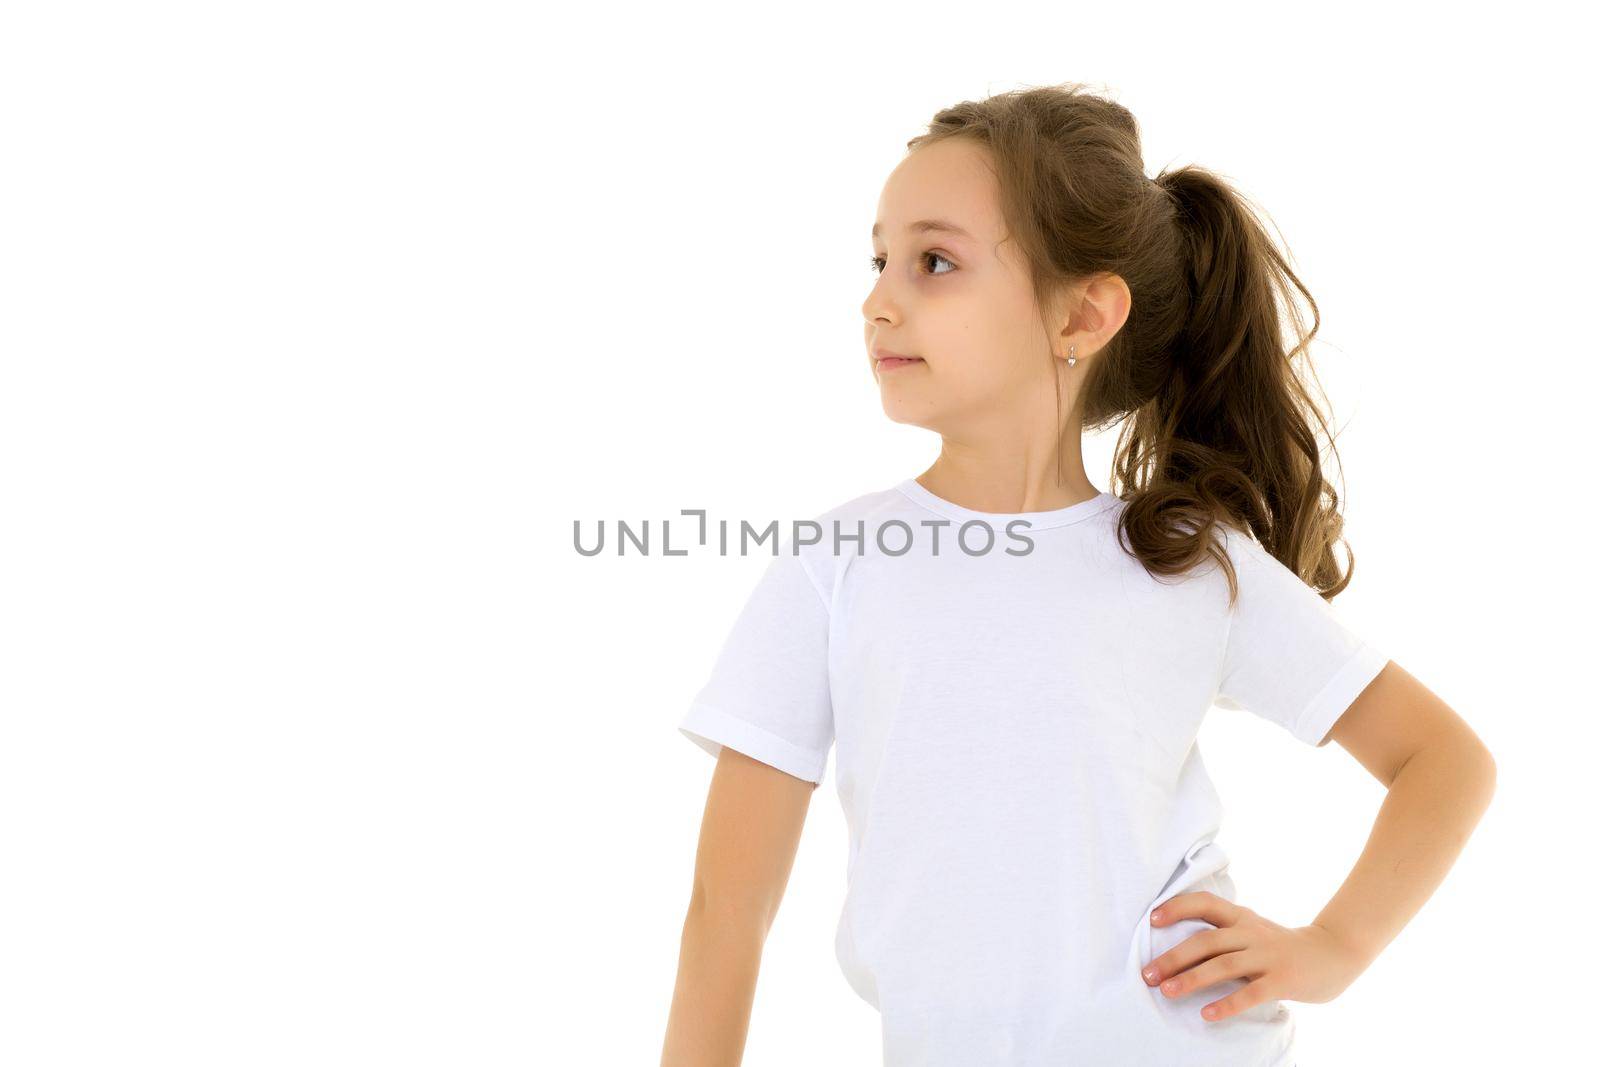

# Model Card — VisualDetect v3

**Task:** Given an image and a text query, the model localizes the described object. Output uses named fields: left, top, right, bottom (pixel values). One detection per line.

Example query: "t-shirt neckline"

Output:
left=894, top=477, right=1120, bottom=530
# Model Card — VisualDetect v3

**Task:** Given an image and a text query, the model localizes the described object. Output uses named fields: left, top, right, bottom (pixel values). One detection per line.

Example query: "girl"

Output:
left=661, top=84, right=1495, bottom=1067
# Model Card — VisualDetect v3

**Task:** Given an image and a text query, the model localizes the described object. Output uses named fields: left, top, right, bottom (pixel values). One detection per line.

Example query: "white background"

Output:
left=2, top=2, right=1591, bottom=1064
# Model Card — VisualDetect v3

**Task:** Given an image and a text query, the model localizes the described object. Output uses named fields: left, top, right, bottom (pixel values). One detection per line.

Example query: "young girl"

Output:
left=661, top=84, right=1495, bottom=1067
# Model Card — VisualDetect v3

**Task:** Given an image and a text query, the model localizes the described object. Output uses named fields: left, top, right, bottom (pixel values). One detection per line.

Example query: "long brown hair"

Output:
left=906, top=82, right=1359, bottom=606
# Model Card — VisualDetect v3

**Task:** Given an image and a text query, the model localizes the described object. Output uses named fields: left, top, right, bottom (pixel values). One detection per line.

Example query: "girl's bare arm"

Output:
left=662, top=748, right=818, bottom=1067
left=1312, top=660, right=1497, bottom=967
left=1141, top=660, right=1495, bottom=1020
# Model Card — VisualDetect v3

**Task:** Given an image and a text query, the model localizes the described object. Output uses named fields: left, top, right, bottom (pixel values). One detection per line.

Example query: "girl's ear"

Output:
left=1060, top=272, right=1132, bottom=359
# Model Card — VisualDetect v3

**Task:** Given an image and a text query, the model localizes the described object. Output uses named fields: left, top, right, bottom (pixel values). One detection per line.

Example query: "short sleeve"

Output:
left=678, top=545, right=834, bottom=784
left=1213, top=529, right=1390, bottom=747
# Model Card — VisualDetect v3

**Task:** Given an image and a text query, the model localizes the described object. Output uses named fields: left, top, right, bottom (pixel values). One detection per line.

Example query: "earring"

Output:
left=1067, top=344, right=1077, bottom=367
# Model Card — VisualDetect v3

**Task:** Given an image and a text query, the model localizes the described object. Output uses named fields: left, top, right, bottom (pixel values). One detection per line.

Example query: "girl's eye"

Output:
left=868, top=251, right=956, bottom=276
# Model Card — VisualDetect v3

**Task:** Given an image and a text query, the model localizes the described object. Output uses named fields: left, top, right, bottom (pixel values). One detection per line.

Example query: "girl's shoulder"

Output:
left=781, top=482, right=910, bottom=596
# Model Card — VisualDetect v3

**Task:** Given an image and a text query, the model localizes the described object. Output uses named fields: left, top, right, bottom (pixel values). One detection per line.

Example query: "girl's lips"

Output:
left=876, top=357, right=924, bottom=370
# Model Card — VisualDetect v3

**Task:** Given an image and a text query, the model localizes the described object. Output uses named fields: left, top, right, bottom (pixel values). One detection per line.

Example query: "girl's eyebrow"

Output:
left=870, top=219, right=974, bottom=240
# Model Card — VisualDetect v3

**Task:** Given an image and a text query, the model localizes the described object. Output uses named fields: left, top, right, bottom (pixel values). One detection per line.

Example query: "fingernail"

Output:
left=1163, top=979, right=1179, bottom=994
left=1143, top=966, right=1157, bottom=982
left=1150, top=909, right=1162, bottom=922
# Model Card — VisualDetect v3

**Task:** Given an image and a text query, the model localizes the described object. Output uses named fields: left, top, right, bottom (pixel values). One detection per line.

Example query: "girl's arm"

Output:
left=661, top=748, right=818, bottom=1067
left=1145, top=660, right=1495, bottom=1018
left=1309, top=659, right=1497, bottom=968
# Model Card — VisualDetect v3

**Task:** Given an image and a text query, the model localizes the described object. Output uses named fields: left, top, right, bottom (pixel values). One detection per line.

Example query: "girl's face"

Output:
left=864, top=137, right=1062, bottom=433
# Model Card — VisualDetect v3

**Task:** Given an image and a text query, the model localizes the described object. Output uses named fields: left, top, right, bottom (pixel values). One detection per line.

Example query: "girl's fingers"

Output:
left=1142, top=925, right=1246, bottom=985
left=1155, top=947, right=1260, bottom=1000
left=1150, top=889, right=1246, bottom=930
left=1200, top=976, right=1278, bottom=1022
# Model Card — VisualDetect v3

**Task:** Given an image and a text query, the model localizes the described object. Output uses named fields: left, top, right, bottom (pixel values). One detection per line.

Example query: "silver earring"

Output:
left=1067, top=344, right=1077, bottom=367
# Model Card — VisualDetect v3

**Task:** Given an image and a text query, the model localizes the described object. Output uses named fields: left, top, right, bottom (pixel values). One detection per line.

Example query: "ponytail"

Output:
left=1141, top=165, right=1352, bottom=606
left=909, top=84, right=1362, bottom=607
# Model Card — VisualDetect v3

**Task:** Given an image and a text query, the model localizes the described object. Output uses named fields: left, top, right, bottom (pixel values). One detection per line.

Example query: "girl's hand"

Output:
left=1140, top=890, right=1369, bottom=1022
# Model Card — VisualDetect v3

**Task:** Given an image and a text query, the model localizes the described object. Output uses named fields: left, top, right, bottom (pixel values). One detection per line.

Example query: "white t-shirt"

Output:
left=679, top=478, right=1388, bottom=1067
